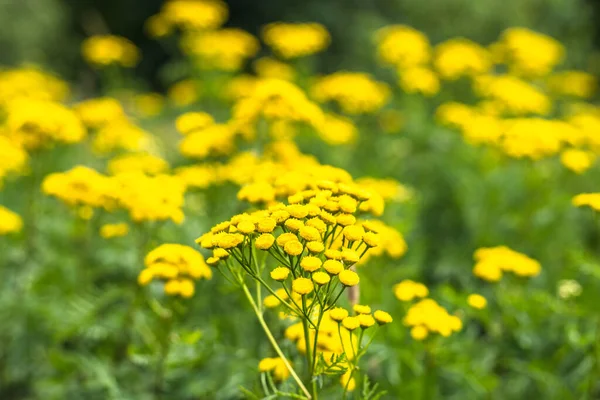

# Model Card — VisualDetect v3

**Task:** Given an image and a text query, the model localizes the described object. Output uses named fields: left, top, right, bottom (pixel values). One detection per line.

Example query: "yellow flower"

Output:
left=342, top=316, right=360, bottom=331
left=175, top=112, right=215, bottom=135
left=340, top=370, right=356, bottom=391
left=329, top=307, right=349, bottom=322
left=255, top=233, right=275, bottom=250
left=375, top=25, right=431, bottom=68
left=338, top=270, right=359, bottom=286
left=363, top=232, right=379, bottom=247
left=74, top=97, right=124, bottom=129
left=284, top=240, right=304, bottom=256
left=467, top=294, right=487, bottom=310
left=270, top=267, right=290, bottom=281
left=300, top=256, right=322, bottom=272
left=257, top=217, right=277, bottom=233
left=237, top=220, right=256, bottom=234
left=217, top=233, right=244, bottom=249
left=0, top=206, right=23, bottom=235
left=276, top=232, right=298, bottom=247
left=299, top=226, right=321, bottom=241
left=399, top=67, right=440, bottom=97
left=258, top=357, right=290, bottom=381
left=107, top=153, right=169, bottom=176
left=393, top=280, right=429, bottom=301
left=284, top=218, right=304, bottom=232
left=404, top=299, right=462, bottom=338
left=343, top=225, right=365, bottom=242
left=341, top=249, right=360, bottom=265
left=99, top=223, right=129, bottom=239
left=306, top=241, right=325, bottom=253
left=358, top=314, right=375, bottom=328
left=168, top=79, right=200, bottom=107
left=433, top=38, right=491, bottom=80
left=411, top=326, right=428, bottom=340
left=263, top=295, right=281, bottom=308
left=292, top=277, right=314, bottom=295
left=262, top=22, right=330, bottom=59
left=323, top=260, right=343, bottom=275
left=353, top=304, right=371, bottom=314
left=253, top=57, right=296, bottom=81
left=373, top=310, right=393, bottom=325
left=560, top=149, right=595, bottom=174
left=573, top=193, right=600, bottom=212
left=336, top=213, right=356, bottom=226
left=81, top=35, right=140, bottom=68
left=312, top=271, right=331, bottom=285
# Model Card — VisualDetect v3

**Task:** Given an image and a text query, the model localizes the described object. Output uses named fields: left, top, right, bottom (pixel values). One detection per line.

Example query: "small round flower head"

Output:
left=341, top=249, right=360, bottom=264
left=353, top=304, right=371, bottom=314
left=284, top=218, right=304, bottom=232
left=339, top=270, right=360, bottom=286
left=257, top=217, right=277, bottom=233
left=306, top=204, right=321, bottom=217
left=213, top=248, right=229, bottom=259
left=270, top=266, right=291, bottom=281
left=300, top=256, right=322, bottom=272
left=323, top=259, right=343, bottom=275
left=338, top=195, right=358, bottom=213
left=336, top=213, right=356, bottom=226
left=284, top=240, right=304, bottom=256
left=211, top=221, right=230, bottom=233
left=362, top=220, right=380, bottom=233
left=217, top=233, right=244, bottom=249
left=323, top=201, right=340, bottom=213
left=292, top=277, right=314, bottom=295
left=299, top=225, right=321, bottom=241
left=342, top=316, right=360, bottom=331
left=288, top=193, right=304, bottom=204
left=358, top=314, right=375, bottom=328
left=237, top=220, right=256, bottom=234
left=467, top=294, right=487, bottom=309
left=330, top=307, right=349, bottom=322
left=276, top=232, right=297, bottom=247
left=324, top=249, right=342, bottom=260
left=138, top=269, right=153, bottom=285
left=258, top=357, right=277, bottom=371
left=264, top=295, right=281, bottom=308
left=411, top=325, right=428, bottom=340
left=319, top=211, right=336, bottom=225
left=287, top=204, right=309, bottom=219
left=362, top=231, right=379, bottom=247
left=206, top=256, right=220, bottom=265
left=164, top=279, right=180, bottom=295
left=306, top=241, right=325, bottom=253
left=179, top=279, right=195, bottom=298
left=306, top=217, right=326, bottom=233
left=343, top=225, right=365, bottom=242
left=312, top=271, right=331, bottom=285
left=272, top=210, right=290, bottom=224
left=255, top=233, right=275, bottom=250
left=374, top=310, right=393, bottom=325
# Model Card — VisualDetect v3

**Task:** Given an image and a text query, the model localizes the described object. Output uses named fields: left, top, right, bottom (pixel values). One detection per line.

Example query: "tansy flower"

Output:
left=99, top=223, right=129, bottom=239
left=284, top=218, right=304, bottom=231
left=284, top=240, right=304, bottom=256
left=343, top=225, right=364, bottom=242
left=299, top=226, right=321, bottom=241
left=270, top=267, right=291, bottom=281
left=363, top=232, right=379, bottom=247
left=411, top=325, right=428, bottom=340
left=255, top=233, right=275, bottom=250
left=292, top=277, right=314, bottom=295
left=358, top=314, right=375, bottom=328
left=323, top=260, right=343, bottom=275
left=393, top=280, right=429, bottom=301
left=341, top=249, right=360, bottom=265
left=300, top=256, right=322, bottom=272
left=467, top=294, right=487, bottom=309
left=312, top=271, right=331, bottom=285
left=276, top=232, right=298, bottom=247
left=339, top=270, right=359, bottom=286
left=306, top=241, right=325, bottom=253
left=0, top=206, right=23, bottom=235
left=374, top=310, right=393, bottom=325
left=324, top=249, right=342, bottom=260
left=330, top=307, right=349, bottom=322
left=342, top=316, right=360, bottom=331
left=257, top=217, right=277, bottom=233
left=353, top=304, right=371, bottom=314
left=258, top=357, right=290, bottom=381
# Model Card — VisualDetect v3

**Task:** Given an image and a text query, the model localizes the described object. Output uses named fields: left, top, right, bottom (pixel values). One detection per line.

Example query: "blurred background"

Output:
left=1, top=0, right=599, bottom=93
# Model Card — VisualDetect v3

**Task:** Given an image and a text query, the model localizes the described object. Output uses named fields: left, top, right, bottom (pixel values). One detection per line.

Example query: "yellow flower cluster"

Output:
left=138, top=244, right=212, bottom=297
left=467, top=294, right=487, bottom=310
left=134, top=93, right=165, bottom=117
left=404, top=299, right=462, bottom=340
left=262, top=22, right=330, bottom=59
left=311, top=72, right=391, bottom=114
left=375, top=25, right=431, bottom=69
left=179, top=123, right=238, bottom=160
left=546, top=71, right=597, bottom=99
left=393, top=280, right=428, bottom=301
left=398, top=67, right=439, bottom=97
left=81, top=35, right=140, bottom=68
left=74, top=97, right=125, bottom=129
left=433, top=38, right=491, bottom=80
left=42, top=166, right=117, bottom=209
left=496, top=27, right=564, bottom=77
left=93, top=119, right=154, bottom=155
left=472, top=246, right=541, bottom=282
left=0, top=205, right=23, bottom=235
left=560, top=149, right=596, bottom=174
left=0, top=136, right=27, bottom=187
left=168, top=79, right=200, bottom=107
left=572, top=193, right=600, bottom=212
left=3, top=98, right=86, bottom=150
left=473, top=75, right=551, bottom=116
left=0, top=67, right=69, bottom=104
left=253, top=57, right=296, bottom=81
left=258, top=357, right=290, bottom=381
left=147, top=0, right=228, bottom=35
left=318, top=113, right=357, bottom=145
left=181, top=28, right=259, bottom=71
left=107, top=153, right=169, bottom=176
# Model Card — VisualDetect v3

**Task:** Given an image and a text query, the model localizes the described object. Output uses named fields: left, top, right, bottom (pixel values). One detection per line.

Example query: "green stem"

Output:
left=240, top=282, right=312, bottom=399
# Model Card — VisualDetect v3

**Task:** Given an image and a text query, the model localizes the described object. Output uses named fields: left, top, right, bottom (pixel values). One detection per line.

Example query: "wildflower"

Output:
left=433, top=38, right=491, bottom=80
left=258, top=357, right=290, bottom=381
left=323, top=260, right=343, bottom=275
left=300, top=256, right=322, bottom=272
left=467, top=294, right=487, bottom=309
left=270, top=267, right=290, bottom=281
left=306, top=241, right=325, bottom=253
left=276, top=233, right=298, bottom=247
left=404, top=299, right=461, bottom=339
left=254, top=57, right=296, bottom=81
left=237, top=220, right=256, bottom=234
left=358, top=314, right=375, bottom=328
left=547, top=71, right=597, bottom=98
left=168, top=79, right=200, bottom=107
left=217, top=233, right=244, bottom=249
left=560, top=149, right=595, bottom=174
left=306, top=218, right=326, bottom=234
left=411, top=325, right=428, bottom=340
left=342, top=316, right=360, bottom=331
left=336, top=213, right=356, bottom=226
left=330, top=308, right=349, bottom=322
left=393, top=280, right=429, bottom=301
left=375, top=25, right=431, bottom=68
left=343, top=225, right=364, bottom=242
left=262, top=22, right=330, bottom=59
left=399, top=67, right=440, bottom=97
left=318, top=113, right=357, bottom=145
left=99, top=223, right=129, bottom=239
left=292, top=277, right=314, bottom=295
left=299, top=226, right=321, bottom=241
left=107, top=153, right=169, bottom=176
left=362, top=232, right=379, bottom=247
left=284, top=240, right=304, bottom=256
left=74, top=97, right=125, bottom=129
left=473, top=246, right=541, bottom=280
left=341, top=249, right=360, bottom=265
left=557, top=279, right=582, bottom=299
left=373, top=310, right=393, bottom=325
left=339, top=270, right=359, bottom=286
left=81, top=35, right=140, bottom=68
left=353, top=304, right=371, bottom=314
left=159, top=0, right=228, bottom=31
left=175, top=112, right=215, bottom=135
left=312, top=271, right=331, bottom=285
left=264, top=295, right=281, bottom=308
left=0, top=206, right=23, bottom=235
left=255, top=234, right=275, bottom=250
left=257, top=217, right=277, bottom=233
left=573, top=193, right=600, bottom=212
left=284, top=218, right=304, bottom=232
left=0, top=136, right=27, bottom=186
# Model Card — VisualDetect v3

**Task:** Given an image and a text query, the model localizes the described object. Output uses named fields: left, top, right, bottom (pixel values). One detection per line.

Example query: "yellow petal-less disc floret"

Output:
left=257, top=217, right=277, bottom=233
left=276, top=232, right=298, bottom=247
left=341, top=249, right=360, bottom=265
left=353, top=304, right=371, bottom=314
left=300, top=256, right=322, bottom=272
left=362, top=231, right=380, bottom=247
left=270, top=267, right=291, bottom=281
left=312, top=271, right=331, bottom=285
left=467, top=294, right=487, bottom=309
left=339, top=270, right=360, bottom=286
left=292, top=277, right=314, bottom=295
left=358, top=314, right=375, bottom=328
left=299, top=225, right=321, bottom=241
left=306, top=241, right=325, bottom=253
left=330, top=307, right=349, bottom=322
left=324, top=249, right=342, bottom=260
left=237, top=220, right=256, bottom=234
left=284, top=218, right=304, bottom=232
left=342, top=316, right=360, bottom=331
left=323, top=259, right=343, bottom=275
left=287, top=204, right=309, bottom=219
left=374, top=310, right=393, bottom=325
left=284, top=240, right=304, bottom=256
left=411, top=325, right=428, bottom=340
left=343, top=225, right=365, bottom=242
left=255, top=233, right=275, bottom=250
left=336, top=213, right=356, bottom=226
